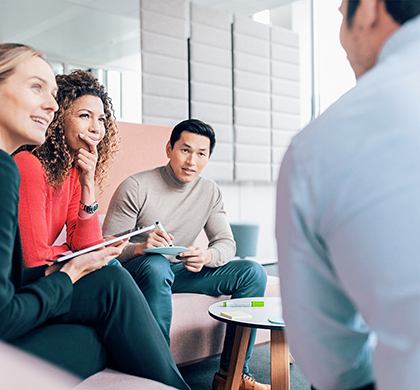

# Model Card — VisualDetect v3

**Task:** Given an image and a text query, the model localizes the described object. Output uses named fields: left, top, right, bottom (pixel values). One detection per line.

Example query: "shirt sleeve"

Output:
left=21, top=265, right=49, bottom=286
left=102, top=176, right=141, bottom=263
left=204, top=184, right=236, bottom=268
left=0, top=153, right=73, bottom=341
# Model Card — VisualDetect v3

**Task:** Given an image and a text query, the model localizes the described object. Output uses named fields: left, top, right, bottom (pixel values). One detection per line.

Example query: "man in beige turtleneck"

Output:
left=103, top=119, right=269, bottom=390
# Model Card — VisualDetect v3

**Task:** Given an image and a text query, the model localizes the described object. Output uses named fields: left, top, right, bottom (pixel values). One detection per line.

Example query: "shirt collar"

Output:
left=378, top=15, right=420, bottom=65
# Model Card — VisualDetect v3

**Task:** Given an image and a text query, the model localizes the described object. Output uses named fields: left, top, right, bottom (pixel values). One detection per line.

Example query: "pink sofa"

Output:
left=55, top=122, right=281, bottom=387
left=0, top=341, right=178, bottom=390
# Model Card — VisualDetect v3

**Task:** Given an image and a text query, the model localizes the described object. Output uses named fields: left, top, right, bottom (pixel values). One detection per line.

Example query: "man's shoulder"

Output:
left=111, top=167, right=164, bottom=200
left=125, top=166, right=163, bottom=184
left=194, top=175, right=220, bottom=192
left=196, top=174, right=217, bottom=186
left=292, top=47, right=419, bottom=157
left=193, top=176, right=223, bottom=206
left=291, top=70, right=376, bottom=149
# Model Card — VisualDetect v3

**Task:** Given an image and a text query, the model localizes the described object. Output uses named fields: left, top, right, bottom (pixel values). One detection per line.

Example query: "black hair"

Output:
left=347, top=0, right=420, bottom=27
left=170, top=119, right=216, bottom=155
left=347, top=0, right=360, bottom=26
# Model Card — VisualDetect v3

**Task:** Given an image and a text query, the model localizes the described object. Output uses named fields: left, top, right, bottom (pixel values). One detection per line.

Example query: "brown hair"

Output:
left=32, top=69, right=120, bottom=190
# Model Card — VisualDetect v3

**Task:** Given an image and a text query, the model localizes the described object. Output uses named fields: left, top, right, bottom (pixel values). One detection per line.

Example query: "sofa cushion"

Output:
left=73, top=369, right=178, bottom=390
left=171, top=293, right=230, bottom=365
left=0, top=341, right=79, bottom=390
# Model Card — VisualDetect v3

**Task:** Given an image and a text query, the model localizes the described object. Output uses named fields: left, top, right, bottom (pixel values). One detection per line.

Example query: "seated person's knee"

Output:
left=124, top=254, right=173, bottom=285
left=241, top=260, right=268, bottom=286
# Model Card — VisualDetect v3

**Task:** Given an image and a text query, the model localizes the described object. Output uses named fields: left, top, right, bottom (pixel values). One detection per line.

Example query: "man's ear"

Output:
left=356, top=0, right=382, bottom=30
left=356, top=0, right=400, bottom=46
left=166, top=140, right=172, bottom=159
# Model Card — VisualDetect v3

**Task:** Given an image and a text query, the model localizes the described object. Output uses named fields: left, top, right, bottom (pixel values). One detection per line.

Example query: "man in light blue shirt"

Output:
left=276, top=1, right=420, bottom=389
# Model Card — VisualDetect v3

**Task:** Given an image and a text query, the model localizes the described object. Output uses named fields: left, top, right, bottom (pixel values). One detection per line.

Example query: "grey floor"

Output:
left=178, top=263, right=311, bottom=390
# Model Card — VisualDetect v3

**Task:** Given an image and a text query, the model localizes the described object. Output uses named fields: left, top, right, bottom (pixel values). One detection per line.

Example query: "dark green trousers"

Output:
left=11, top=266, right=190, bottom=390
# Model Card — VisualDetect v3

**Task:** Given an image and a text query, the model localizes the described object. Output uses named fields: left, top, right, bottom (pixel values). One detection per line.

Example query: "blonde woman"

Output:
left=0, top=43, right=189, bottom=390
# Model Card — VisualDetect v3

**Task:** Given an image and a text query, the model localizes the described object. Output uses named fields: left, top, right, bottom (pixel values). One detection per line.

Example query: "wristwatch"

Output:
left=79, top=200, right=99, bottom=214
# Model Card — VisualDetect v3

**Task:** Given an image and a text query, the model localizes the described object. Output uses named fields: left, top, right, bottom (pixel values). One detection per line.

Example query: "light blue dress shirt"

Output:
left=276, top=16, right=420, bottom=390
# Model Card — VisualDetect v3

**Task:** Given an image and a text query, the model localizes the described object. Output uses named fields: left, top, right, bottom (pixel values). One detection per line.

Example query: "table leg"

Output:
left=270, top=329, right=290, bottom=390
left=225, top=326, right=251, bottom=390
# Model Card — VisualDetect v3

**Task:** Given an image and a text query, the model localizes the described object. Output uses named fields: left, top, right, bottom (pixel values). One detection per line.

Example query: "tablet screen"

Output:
left=48, top=224, right=155, bottom=263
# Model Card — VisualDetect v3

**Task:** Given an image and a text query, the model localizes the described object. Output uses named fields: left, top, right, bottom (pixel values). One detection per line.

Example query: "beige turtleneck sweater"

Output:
left=102, top=164, right=236, bottom=267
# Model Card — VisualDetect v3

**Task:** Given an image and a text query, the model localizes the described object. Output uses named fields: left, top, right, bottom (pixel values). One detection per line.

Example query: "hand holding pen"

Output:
left=154, top=221, right=174, bottom=247
left=133, top=221, right=174, bottom=257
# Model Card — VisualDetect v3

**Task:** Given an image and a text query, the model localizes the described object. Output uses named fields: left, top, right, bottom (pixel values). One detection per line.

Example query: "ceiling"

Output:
left=0, top=0, right=296, bottom=69
left=54, top=0, right=296, bottom=19
left=187, top=0, right=296, bottom=16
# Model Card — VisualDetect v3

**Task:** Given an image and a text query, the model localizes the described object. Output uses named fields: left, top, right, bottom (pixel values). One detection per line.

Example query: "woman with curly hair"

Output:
left=14, top=70, right=120, bottom=267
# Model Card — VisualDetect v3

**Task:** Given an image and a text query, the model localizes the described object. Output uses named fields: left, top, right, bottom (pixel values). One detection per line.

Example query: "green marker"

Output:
left=223, top=301, right=264, bottom=307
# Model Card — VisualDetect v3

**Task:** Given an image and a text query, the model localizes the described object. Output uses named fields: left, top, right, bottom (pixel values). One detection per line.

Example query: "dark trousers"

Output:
left=11, top=266, right=190, bottom=390
left=123, top=255, right=267, bottom=373
left=311, top=384, right=376, bottom=390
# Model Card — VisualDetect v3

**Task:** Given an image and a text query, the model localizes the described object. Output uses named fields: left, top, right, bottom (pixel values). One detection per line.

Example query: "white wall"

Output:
left=190, top=3, right=234, bottom=181
left=140, top=0, right=189, bottom=126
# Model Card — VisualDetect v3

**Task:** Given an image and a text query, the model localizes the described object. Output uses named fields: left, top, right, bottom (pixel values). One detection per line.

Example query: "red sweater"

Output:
left=14, top=151, right=103, bottom=267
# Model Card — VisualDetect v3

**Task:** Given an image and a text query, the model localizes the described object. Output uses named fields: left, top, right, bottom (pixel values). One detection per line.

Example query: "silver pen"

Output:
left=155, top=221, right=173, bottom=247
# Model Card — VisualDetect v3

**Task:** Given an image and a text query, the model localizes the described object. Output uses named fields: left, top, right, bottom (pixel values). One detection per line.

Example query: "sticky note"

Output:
left=220, top=310, right=252, bottom=320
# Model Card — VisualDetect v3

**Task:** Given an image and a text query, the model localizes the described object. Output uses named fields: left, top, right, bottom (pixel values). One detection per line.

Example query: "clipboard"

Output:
left=143, top=246, right=189, bottom=256
left=47, top=224, right=155, bottom=263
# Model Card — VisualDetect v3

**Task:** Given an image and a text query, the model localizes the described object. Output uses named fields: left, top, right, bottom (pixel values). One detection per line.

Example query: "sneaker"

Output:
left=212, top=372, right=271, bottom=390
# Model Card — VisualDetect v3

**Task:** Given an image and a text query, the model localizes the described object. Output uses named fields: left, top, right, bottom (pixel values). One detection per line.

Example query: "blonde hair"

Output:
left=0, top=43, right=46, bottom=84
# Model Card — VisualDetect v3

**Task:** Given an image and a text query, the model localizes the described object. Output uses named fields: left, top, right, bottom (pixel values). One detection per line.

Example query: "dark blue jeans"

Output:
left=123, top=255, right=267, bottom=373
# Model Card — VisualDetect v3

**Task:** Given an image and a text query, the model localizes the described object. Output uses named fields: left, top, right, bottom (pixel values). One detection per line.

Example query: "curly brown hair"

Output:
left=32, top=69, right=120, bottom=190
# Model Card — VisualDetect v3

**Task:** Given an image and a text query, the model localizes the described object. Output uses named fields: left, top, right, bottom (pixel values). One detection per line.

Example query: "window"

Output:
left=52, top=63, right=123, bottom=120
left=269, top=0, right=355, bottom=126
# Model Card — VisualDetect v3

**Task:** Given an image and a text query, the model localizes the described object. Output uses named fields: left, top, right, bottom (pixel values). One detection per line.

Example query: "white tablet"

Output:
left=48, top=224, right=155, bottom=263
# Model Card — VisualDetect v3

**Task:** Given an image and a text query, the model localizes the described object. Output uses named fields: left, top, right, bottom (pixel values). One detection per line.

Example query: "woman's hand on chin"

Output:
left=76, top=133, right=99, bottom=189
